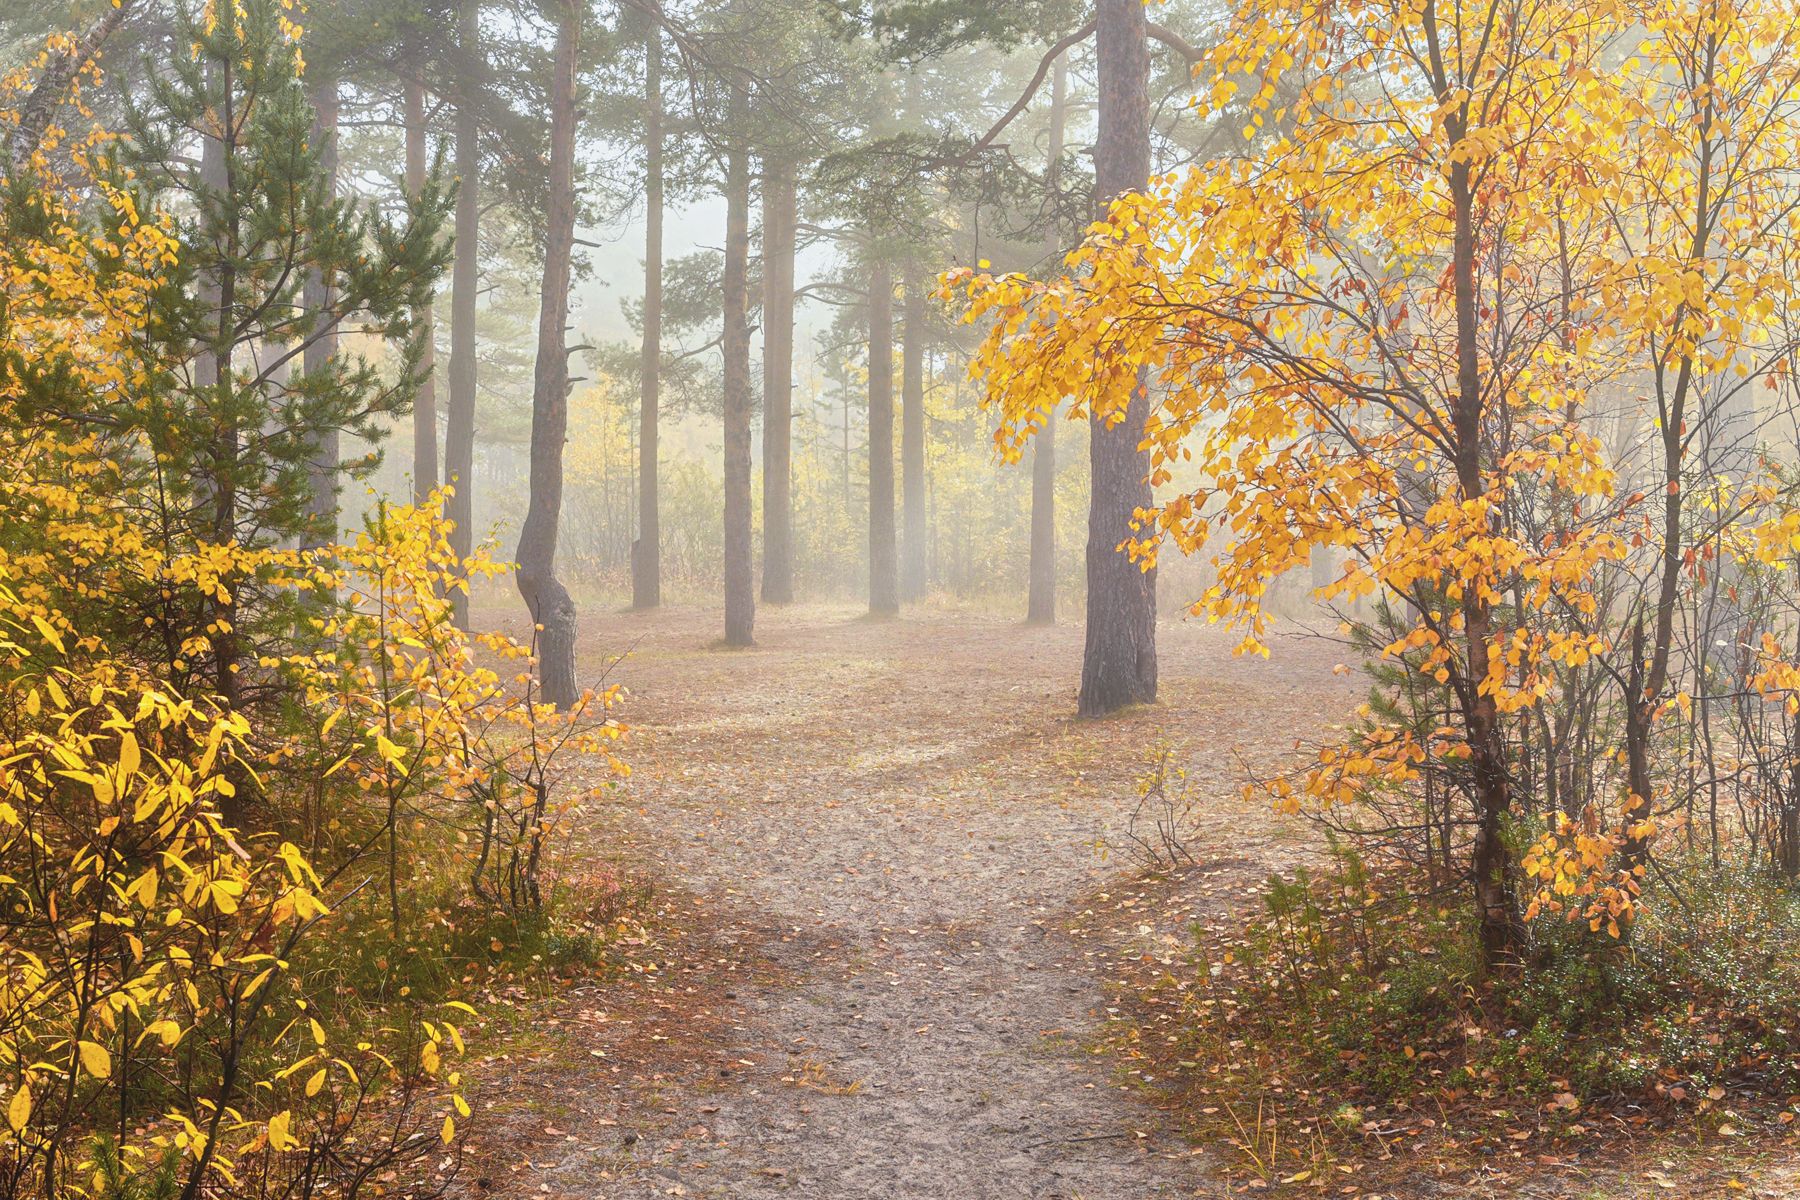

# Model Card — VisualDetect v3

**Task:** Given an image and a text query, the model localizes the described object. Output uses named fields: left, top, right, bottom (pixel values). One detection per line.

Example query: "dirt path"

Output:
left=513, top=603, right=1361, bottom=1199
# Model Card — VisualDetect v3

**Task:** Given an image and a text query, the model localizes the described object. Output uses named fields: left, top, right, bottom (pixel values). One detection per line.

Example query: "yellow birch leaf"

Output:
left=77, top=1041, right=110, bottom=1079
left=267, top=1109, right=295, bottom=1152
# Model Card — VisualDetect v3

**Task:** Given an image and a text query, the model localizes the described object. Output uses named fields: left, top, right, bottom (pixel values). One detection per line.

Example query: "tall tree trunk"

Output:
left=303, top=74, right=340, bottom=543
left=900, top=264, right=927, bottom=603
left=633, top=3, right=663, bottom=609
left=1079, top=0, right=1156, bottom=715
left=445, top=0, right=481, bottom=628
left=201, top=58, right=245, bottom=828
left=1453, top=157, right=1516, bottom=971
left=721, top=90, right=755, bottom=647
left=405, top=75, right=440, bottom=502
left=1427, top=38, right=1519, bottom=969
left=868, top=257, right=899, bottom=616
left=1027, top=56, right=1068, bottom=626
left=761, top=156, right=797, bottom=604
left=514, top=0, right=580, bottom=710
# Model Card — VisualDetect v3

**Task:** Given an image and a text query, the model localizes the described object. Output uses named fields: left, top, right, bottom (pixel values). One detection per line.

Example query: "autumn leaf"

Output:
left=76, top=1041, right=109, bottom=1079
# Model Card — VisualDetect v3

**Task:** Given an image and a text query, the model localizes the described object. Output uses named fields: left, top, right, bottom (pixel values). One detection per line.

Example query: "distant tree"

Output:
left=445, top=0, right=482, bottom=628
left=1026, top=55, right=1068, bottom=625
left=721, top=75, right=756, bottom=645
left=404, top=72, right=440, bottom=501
left=762, top=147, right=798, bottom=603
left=867, top=253, right=899, bottom=616
left=302, top=67, right=342, bottom=542
left=634, top=0, right=665, bottom=608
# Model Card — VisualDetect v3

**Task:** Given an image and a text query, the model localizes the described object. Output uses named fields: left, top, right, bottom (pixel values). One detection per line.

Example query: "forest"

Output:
left=5, top=0, right=1800, bottom=1196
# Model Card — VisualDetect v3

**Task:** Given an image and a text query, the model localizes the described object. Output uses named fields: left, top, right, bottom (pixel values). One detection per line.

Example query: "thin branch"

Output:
left=940, top=20, right=1097, bottom=170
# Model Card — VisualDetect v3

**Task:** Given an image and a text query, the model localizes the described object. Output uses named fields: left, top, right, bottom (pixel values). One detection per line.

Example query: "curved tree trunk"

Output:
left=1078, top=0, right=1156, bottom=715
left=900, top=264, right=927, bottom=603
left=445, top=0, right=481, bottom=629
left=633, top=4, right=663, bottom=610
left=761, top=156, right=797, bottom=604
left=405, top=76, right=439, bottom=502
left=721, top=89, right=756, bottom=647
left=514, top=0, right=579, bottom=710
left=1027, top=57, right=1069, bottom=626
left=303, top=74, right=340, bottom=544
left=868, top=257, right=899, bottom=616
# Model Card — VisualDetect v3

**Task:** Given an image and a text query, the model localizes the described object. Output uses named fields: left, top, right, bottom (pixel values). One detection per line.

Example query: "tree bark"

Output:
left=761, top=156, right=797, bottom=604
left=303, top=74, right=340, bottom=544
left=1027, top=56, right=1068, bottom=626
left=1454, top=148, right=1516, bottom=970
left=445, top=0, right=481, bottom=629
left=405, top=76, right=439, bottom=502
left=1426, top=22, right=1520, bottom=969
left=868, top=257, right=899, bottom=616
left=633, top=3, right=663, bottom=609
left=200, top=57, right=245, bottom=828
left=721, top=90, right=756, bottom=647
left=513, top=0, right=580, bottom=711
left=1078, top=0, right=1156, bottom=715
left=900, top=264, right=927, bottom=603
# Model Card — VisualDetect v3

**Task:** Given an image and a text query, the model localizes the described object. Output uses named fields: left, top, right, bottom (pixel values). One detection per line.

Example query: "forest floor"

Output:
left=457, top=602, right=1791, bottom=1199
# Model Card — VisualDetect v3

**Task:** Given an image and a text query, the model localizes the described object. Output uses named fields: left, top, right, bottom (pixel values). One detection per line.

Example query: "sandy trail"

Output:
left=518, top=603, right=1358, bottom=1199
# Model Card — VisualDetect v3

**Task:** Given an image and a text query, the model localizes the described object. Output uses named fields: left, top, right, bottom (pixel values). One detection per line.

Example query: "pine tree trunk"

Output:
left=633, top=3, right=663, bottom=610
left=405, top=76, right=439, bottom=502
left=900, top=264, right=927, bottom=603
left=760, top=156, right=797, bottom=604
left=514, top=0, right=580, bottom=711
left=721, top=92, right=756, bottom=647
left=303, top=74, right=340, bottom=544
left=1078, top=0, right=1157, bottom=715
left=1027, top=58, right=1069, bottom=626
left=868, top=257, right=899, bottom=616
left=445, top=0, right=481, bottom=629
left=201, top=57, right=245, bottom=828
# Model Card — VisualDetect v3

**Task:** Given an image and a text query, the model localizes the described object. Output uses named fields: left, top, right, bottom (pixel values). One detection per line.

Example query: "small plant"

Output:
left=1124, top=746, right=1202, bottom=872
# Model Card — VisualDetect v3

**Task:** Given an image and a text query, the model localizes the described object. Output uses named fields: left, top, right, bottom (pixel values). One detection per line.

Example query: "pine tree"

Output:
left=116, top=0, right=451, bottom=758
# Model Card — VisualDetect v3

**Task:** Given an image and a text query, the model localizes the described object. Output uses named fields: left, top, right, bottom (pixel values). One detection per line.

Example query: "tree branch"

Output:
left=942, top=20, right=1096, bottom=169
left=1145, top=20, right=1204, bottom=64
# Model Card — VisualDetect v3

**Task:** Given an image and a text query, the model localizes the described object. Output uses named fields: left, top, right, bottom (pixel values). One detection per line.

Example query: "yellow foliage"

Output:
left=0, top=52, right=619, bottom=1193
left=949, top=0, right=1800, bottom=936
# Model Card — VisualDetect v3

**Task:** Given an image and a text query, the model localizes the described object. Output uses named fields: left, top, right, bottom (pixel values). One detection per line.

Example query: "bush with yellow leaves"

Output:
left=0, top=32, right=623, bottom=1200
left=0, top=567, right=471, bottom=1198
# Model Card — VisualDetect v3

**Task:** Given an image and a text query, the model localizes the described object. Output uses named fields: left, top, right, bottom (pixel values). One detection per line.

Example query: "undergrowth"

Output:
left=1134, top=841, right=1800, bottom=1185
